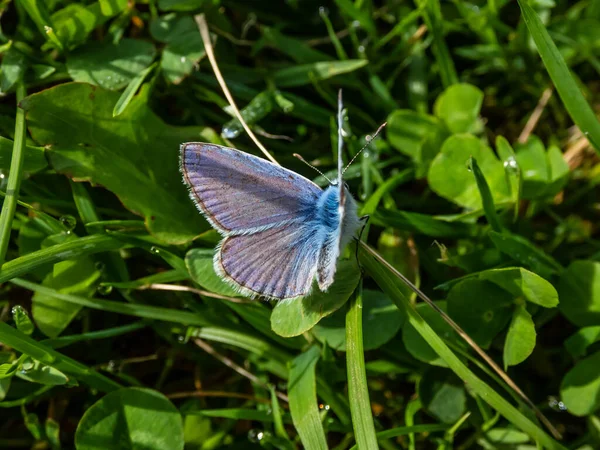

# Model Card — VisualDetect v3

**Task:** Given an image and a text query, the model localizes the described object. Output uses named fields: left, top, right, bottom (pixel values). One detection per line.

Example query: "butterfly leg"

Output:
left=354, top=215, right=370, bottom=273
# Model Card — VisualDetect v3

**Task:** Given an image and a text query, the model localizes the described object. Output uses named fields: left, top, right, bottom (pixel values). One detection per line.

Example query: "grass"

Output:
left=0, top=0, right=599, bottom=449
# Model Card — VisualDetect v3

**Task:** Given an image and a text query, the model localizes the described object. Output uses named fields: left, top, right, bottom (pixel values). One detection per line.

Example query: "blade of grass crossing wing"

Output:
left=358, top=243, right=565, bottom=448
left=518, top=0, right=600, bottom=152
left=346, top=284, right=379, bottom=449
left=288, top=346, right=328, bottom=450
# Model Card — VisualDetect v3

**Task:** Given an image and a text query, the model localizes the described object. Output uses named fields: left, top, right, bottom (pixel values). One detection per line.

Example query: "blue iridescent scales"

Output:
left=179, top=142, right=361, bottom=300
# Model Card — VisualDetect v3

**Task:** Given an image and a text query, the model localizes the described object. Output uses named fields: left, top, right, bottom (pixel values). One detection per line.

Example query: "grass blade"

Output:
left=0, top=322, right=120, bottom=392
left=359, top=243, right=565, bottom=448
left=346, top=285, right=379, bottom=449
left=288, top=346, right=328, bottom=450
left=0, top=234, right=126, bottom=284
left=0, top=83, right=26, bottom=265
left=518, top=0, right=600, bottom=152
left=469, top=157, right=503, bottom=232
left=11, top=278, right=213, bottom=327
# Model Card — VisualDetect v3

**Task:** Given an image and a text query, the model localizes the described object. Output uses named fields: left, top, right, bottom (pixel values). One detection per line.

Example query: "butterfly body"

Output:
left=180, top=143, right=361, bottom=300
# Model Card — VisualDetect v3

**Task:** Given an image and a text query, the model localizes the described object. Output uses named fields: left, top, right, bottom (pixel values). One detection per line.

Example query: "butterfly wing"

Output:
left=180, top=143, right=322, bottom=234
left=216, top=222, right=322, bottom=300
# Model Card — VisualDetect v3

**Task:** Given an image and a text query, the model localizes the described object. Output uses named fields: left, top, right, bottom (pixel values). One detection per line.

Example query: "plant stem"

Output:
left=0, top=82, right=26, bottom=265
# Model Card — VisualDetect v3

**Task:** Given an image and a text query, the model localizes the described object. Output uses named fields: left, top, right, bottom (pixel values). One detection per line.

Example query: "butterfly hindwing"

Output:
left=180, top=143, right=322, bottom=234
left=216, top=222, right=323, bottom=300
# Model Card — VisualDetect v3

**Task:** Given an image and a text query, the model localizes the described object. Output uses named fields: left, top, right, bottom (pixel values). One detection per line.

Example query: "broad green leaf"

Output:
left=484, top=428, right=531, bottom=445
left=428, top=134, right=511, bottom=209
left=67, top=39, right=156, bottom=91
left=447, top=279, right=513, bottom=348
left=272, top=60, right=368, bottom=87
left=312, top=290, right=404, bottom=351
left=386, top=110, right=447, bottom=170
left=559, top=260, right=600, bottom=327
left=418, top=369, right=466, bottom=424
left=560, top=351, right=600, bottom=416
left=504, top=304, right=536, bottom=368
left=479, top=267, right=559, bottom=307
left=434, top=83, right=484, bottom=133
left=489, top=231, right=562, bottom=279
left=185, top=248, right=239, bottom=297
left=75, top=387, right=184, bottom=450
left=150, top=14, right=205, bottom=84
left=270, top=260, right=360, bottom=337
left=565, top=326, right=600, bottom=359
left=515, top=136, right=569, bottom=199
left=16, top=359, right=69, bottom=385
left=32, top=257, right=102, bottom=338
left=21, top=82, right=211, bottom=244
left=518, top=0, right=600, bottom=152
left=288, top=346, right=327, bottom=450
left=0, top=47, right=26, bottom=93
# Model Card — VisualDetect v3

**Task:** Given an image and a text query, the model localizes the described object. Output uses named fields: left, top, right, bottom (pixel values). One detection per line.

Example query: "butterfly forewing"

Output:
left=180, top=143, right=322, bottom=234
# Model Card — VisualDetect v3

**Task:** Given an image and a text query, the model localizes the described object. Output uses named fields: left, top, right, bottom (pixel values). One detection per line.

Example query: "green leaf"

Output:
left=67, top=39, right=156, bottom=91
left=489, top=231, right=562, bottom=279
left=32, top=257, right=102, bottom=338
left=288, top=346, right=327, bottom=450
left=272, top=60, right=368, bottom=87
left=16, top=0, right=62, bottom=49
left=479, top=267, right=559, bottom=307
left=447, top=279, right=513, bottom=348
left=434, top=83, right=483, bottom=133
left=386, top=110, right=447, bottom=169
left=565, top=326, right=600, bottom=359
left=112, top=62, right=157, bottom=117
left=0, top=47, right=26, bottom=93
left=222, top=91, right=274, bottom=139
left=559, top=260, right=600, bottom=326
left=75, top=387, right=184, bottom=450
left=11, top=305, right=34, bottom=335
left=313, top=290, right=404, bottom=351
left=185, top=248, right=239, bottom=297
left=21, top=82, right=211, bottom=244
left=270, top=260, right=360, bottom=337
left=518, top=0, right=600, bottom=152
left=419, top=369, right=466, bottom=424
left=560, top=351, right=600, bottom=416
left=16, top=359, right=69, bottom=385
left=515, top=137, right=570, bottom=199
left=333, top=0, right=376, bottom=35
left=150, top=15, right=205, bottom=84
left=428, top=134, right=511, bottom=209
left=504, top=304, right=536, bottom=368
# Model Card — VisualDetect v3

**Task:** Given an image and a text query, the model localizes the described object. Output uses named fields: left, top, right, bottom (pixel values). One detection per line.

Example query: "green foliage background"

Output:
left=0, top=0, right=599, bottom=449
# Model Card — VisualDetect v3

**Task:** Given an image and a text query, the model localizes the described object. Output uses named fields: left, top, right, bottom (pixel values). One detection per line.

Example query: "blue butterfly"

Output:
left=180, top=93, right=363, bottom=300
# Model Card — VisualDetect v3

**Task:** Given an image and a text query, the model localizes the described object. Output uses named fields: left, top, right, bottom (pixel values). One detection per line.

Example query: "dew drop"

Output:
left=247, top=429, right=264, bottom=443
left=352, top=20, right=361, bottom=28
left=221, top=126, right=240, bottom=139
left=106, top=360, right=118, bottom=372
left=503, top=156, right=518, bottom=173
left=59, top=215, right=77, bottom=232
left=150, top=246, right=161, bottom=254
left=180, top=56, right=186, bottom=63
left=97, top=284, right=113, bottom=295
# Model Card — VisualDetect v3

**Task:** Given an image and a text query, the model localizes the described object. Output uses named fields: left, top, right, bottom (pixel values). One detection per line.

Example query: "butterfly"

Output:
left=180, top=92, right=365, bottom=300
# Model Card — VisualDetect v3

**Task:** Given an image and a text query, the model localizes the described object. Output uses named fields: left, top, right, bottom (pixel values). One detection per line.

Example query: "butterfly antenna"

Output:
left=293, top=153, right=333, bottom=184
left=337, top=89, right=344, bottom=185
left=342, top=121, right=387, bottom=175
